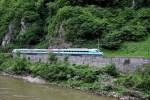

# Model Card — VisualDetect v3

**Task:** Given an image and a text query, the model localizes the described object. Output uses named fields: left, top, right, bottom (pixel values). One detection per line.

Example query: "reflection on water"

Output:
left=0, top=76, right=116, bottom=100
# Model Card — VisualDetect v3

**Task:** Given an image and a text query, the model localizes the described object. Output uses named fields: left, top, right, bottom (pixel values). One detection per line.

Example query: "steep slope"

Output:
left=0, top=0, right=150, bottom=57
left=0, top=0, right=48, bottom=48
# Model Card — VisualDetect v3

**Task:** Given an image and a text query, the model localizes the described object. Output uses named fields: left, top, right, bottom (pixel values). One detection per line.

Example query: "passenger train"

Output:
left=12, top=48, right=103, bottom=56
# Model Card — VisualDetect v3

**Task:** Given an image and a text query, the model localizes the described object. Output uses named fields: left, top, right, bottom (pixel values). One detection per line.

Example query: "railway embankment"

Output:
left=17, top=52, right=150, bottom=73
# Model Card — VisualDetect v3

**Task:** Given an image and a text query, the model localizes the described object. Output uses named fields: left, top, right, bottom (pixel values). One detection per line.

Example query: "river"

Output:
left=0, top=75, right=116, bottom=100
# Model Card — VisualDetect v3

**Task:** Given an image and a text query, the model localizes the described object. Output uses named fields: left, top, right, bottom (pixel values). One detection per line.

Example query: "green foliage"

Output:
left=103, top=64, right=120, bottom=77
left=47, top=2, right=150, bottom=49
left=18, top=21, right=45, bottom=45
left=0, top=54, right=149, bottom=97
left=23, top=11, right=40, bottom=22
left=64, top=56, right=69, bottom=62
left=16, top=51, right=21, bottom=57
left=136, top=76, right=150, bottom=92
left=64, top=15, right=107, bottom=41
left=48, top=0, right=70, bottom=14
left=101, top=31, right=122, bottom=49
left=0, top=55, right=30, bottom=75
left=66, top=0, right=126, bottom=7
left=137, top=8, right=150, bottom=19
left=103, top=36, right=150, bottom=57
left=30, top=62, right=74, bottom=81
left=10, top=57, right=30, bottom=75
left=72, top=65, right=99, bottom=83
left=136, top=64, right=150, bottom=92
left=123, top=75, right=138, bottom=88
left=48, top=6, right=85, bottom=36
left=48, top=52, right=58, bottom=63
left=86, top=5, right=113, bottom=18
left=115, top=64, right=150, bottom=93
left=48, top=5, right=109, bottom=42
left=0, top=0, right=47, bottom=47
left=0, top=53, right=11, bottom=65
left=30, top=63, right=101, bottom=83
left=35, top=40, right=49, bottom=49
left=0, top=0, right=149, bottom=51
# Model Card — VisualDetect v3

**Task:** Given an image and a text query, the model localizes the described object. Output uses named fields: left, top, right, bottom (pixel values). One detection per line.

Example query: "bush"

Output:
left=118, top=8, right=136, bottom=20
left=1, top=54, right=150, bottom=96
left=136, top=76, right=150, bottom=92
left=123, top=75, right=137, bottom=88
left=67, top=0, right=121, bottom=7
left=48, top=5, right=108, bottom=42
left=0, top=0, right=46, bottom=47
left=137, top=8, right=150, bottom=19
left=48, top=0, right=70, bottom=14
left=0, top=53, right=11, bottom=65
left=136, top=64, right=150, bottom=92
left=64, top=15, right=107, bottom=41
left=86, top=5, right=113, bottom=18
left=35, top=40, right=49, bottom=49
left=48, top=6, right=87, bottom=36
left=120, top=24, right=147, bottom=41
left=0, top=56, right=30, bottom=75
left=101, top=23, right=147, bottom=49
left=48, top=52, right=58, bottom=63
left=72, top=65, right=105, bottom=83
left=101, top=31, right=122, bottom=49
left=73, top=67, right=99, bottom=83
left=120, top=64, right=150, bottom=92
left=103, top=64, right=120, bottom=77
left=30, top=63, right=74, bottom=82
left=23, top=11, right=40, bottom=22
left=10, top=57, right=30, bottom=74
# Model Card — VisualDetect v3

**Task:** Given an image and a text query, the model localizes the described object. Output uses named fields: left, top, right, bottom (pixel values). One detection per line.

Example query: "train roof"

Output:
left=13, top=48, right=99, bottom=51
left=12, top=48, right=103, bottom=56
left=49, top=48, right=99, bottom=51
left=12, top=48, right=102, bottom=53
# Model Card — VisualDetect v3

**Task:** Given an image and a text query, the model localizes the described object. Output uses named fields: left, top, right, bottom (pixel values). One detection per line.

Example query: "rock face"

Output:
left=132, top=0, right=136, bottom=8
left=17, top=18, right=27, bottom=40
left=1, top=23, right=13, bottom=47
left=20, top=18, right=26, bottom=34
left=1, top=18, right=27, bottom=47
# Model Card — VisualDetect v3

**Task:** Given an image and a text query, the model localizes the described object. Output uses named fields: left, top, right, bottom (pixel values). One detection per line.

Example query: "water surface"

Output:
left=0, top=75, right=116, bottom=100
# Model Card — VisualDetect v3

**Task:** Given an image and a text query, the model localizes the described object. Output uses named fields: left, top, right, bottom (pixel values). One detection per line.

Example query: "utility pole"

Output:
left=98, top=37, right=100, bottom=50
left=97, top=32, right=100, bottom=50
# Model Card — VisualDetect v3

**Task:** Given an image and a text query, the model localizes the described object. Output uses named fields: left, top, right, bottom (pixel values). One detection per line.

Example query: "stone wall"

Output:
left=20, top=54, right=150, bottom=73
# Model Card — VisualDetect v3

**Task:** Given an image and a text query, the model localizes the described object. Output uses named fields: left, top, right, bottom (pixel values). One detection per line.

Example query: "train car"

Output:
left=12, top=49, right=48, bottom=55
left=49, top=49, right=103, bottom=56
left=12, top=48, right=103, bottom=56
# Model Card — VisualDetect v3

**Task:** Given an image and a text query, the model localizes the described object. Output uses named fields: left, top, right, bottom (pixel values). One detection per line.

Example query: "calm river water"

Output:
left=0, top=75, right=116, bottom=100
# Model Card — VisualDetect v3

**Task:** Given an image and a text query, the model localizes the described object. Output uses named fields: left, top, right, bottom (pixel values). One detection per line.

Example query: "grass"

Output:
left=73, top=37, right=150, bottom=58
left=103, top=37, right=150, bottom=58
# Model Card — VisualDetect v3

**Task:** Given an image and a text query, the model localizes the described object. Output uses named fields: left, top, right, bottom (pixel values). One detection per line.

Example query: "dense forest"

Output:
left=0, top=0, right=150, bottom=55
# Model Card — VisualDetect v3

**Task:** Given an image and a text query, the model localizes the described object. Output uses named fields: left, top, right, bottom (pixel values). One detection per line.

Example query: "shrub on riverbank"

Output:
left=115, top=64, right=150, bottom=94
left=0, top=55, right=149, bottom=98
left=0, top=55, right=30, bottom=74
left=0, top=53, right=11, bottom=65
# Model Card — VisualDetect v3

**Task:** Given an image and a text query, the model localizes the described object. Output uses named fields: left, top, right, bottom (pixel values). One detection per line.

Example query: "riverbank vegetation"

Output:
left=0, top=53, right=149, bottom=99
left=0, top=0, right=150, bottom=57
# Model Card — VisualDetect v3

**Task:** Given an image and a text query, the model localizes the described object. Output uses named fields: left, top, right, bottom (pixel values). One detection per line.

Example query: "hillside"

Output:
left=0, top=0, right=150, bottom=57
